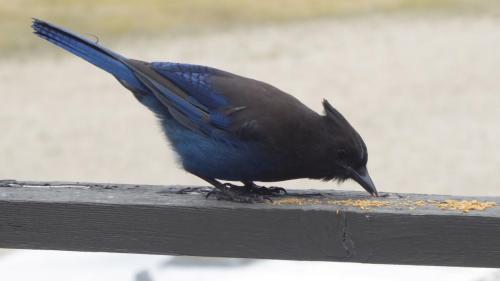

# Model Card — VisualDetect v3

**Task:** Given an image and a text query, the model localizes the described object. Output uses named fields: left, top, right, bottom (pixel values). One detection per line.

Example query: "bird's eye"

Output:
left=337, top=149, right=346, bottom=160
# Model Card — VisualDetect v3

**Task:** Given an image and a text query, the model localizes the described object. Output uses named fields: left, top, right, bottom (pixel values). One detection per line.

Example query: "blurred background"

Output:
left=1, top=0, right=499, bottom=280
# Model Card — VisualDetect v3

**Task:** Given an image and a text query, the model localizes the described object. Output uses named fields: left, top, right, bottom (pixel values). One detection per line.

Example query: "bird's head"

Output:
left=321, top=99, right=378, bottom=197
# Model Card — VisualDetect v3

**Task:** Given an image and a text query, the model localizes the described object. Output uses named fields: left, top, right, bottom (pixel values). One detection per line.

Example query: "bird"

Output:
left=32, top=19, right=378, bottom=202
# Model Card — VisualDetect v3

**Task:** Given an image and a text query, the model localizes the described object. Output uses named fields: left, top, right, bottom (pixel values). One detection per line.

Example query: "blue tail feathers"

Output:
left=32, top=18, right=146, bottom=92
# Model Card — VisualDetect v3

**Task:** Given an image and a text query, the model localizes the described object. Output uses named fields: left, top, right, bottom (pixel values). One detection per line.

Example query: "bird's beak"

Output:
left=348, top=166, right=378, bottom=197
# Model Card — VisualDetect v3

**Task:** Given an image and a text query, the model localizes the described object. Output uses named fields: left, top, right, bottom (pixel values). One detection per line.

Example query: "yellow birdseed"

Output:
left=272, top=196, right=496, bottom=213
left=327, top=199, right=389, bottom=210
left=272, top=198, right=388, bottom=210
left=436, top=200, right=496, bottom=213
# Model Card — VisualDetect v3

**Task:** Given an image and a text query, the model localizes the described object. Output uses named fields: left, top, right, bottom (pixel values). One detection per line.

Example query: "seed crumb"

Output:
left=436, top=200, right=496, bottom=213
left=272, top=198, right=388, bottom=210
left=272, top=196, right=496, bottom=213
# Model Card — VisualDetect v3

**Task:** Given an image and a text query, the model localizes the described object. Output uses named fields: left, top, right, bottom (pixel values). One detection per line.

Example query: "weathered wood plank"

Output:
left=0, top=180, right=499, bottom=267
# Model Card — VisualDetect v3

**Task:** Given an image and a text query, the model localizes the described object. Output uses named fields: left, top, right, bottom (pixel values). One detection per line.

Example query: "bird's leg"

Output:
left=242, top=181, right=287, bottom=196
left=196, top=176, right=269, bottom=203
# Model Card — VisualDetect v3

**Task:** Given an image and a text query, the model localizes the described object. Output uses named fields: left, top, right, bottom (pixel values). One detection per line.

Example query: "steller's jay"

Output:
left=32, top=19, right=378, bottom=202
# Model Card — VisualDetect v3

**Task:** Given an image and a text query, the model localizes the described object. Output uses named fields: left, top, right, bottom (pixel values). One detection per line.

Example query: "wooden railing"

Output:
left=0, top=180, right=498, bottom=268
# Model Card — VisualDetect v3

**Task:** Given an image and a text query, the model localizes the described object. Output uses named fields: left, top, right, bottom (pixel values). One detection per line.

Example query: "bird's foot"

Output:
left=206, top=184, right=271, bottom=203
left=244, top=183, right=287, bottom=196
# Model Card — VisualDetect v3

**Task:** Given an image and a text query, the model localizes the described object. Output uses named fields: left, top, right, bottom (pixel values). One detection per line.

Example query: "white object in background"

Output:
left=0, top=250, right=497, bottom=281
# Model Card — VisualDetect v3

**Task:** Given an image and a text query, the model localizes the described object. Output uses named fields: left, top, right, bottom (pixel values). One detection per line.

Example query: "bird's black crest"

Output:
left=322, top=99, right=354, bottom=131
left=323, top=99, right=368, bottom=164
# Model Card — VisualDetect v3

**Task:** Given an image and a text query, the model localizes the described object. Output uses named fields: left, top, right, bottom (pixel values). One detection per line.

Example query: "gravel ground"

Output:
left=1, top=15, right=499, bottom=196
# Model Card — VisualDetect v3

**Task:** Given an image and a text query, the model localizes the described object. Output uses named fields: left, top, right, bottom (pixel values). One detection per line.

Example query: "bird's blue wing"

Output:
left=126, top=60, right=245, bottom=141
left=152, top=62, right=228, bottom=110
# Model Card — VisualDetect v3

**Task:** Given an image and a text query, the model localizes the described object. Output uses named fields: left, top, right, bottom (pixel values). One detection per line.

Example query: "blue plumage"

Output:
left=152, top=62, right=229, bottom=109
left=33, top=19, right=379, bottom=201
left=161, top=118, right=272, bottom=181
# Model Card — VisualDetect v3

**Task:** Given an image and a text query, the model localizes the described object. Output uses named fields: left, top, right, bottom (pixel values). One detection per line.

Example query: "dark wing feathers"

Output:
left=125, top=60, right=321, bottom=146
left=125, top=60, right=242, bottom=139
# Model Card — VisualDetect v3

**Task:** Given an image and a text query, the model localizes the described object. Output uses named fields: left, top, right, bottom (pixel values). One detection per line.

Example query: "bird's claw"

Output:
left=246, top=184, right=287, bottom=196
left=206, top=186, right=272, bottom=203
